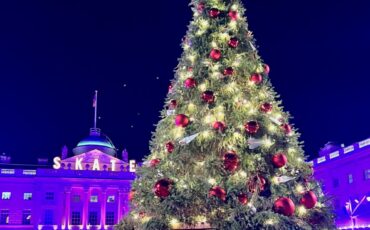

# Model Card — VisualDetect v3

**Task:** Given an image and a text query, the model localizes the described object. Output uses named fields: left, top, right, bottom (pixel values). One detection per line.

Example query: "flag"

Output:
left=93, top=93, right=97, bottom=108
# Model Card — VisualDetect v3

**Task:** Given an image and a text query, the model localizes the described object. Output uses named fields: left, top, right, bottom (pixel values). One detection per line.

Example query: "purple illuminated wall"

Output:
left=0, top=167, right=135, bottom=230
left=312, top=138, right=370, bottom=229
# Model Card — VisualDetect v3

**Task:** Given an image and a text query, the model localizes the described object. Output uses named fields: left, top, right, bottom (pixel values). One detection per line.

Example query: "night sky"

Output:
left=1, top=0, right=370, bottom=164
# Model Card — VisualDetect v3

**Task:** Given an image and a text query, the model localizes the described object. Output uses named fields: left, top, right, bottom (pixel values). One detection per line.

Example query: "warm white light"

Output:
left=265, top=219, right=275, bottom=225
left=211, top=41, right=218, bottom=48
left=208, top=178, right=216, bottom=185
left=297, top=205, right=307, bottom=216
left=198, top=83, right=207, bottom=91
left=296, top=185, right=304, bottom=194
left=367, top=196, right=370, bottom=202
left=170, top=218, right=181, bottom=229
left=231, top=4, right=239, bottom=11
left=239, top=171, right=247, bottom=177
left=228, top=21, right=237, bottom=30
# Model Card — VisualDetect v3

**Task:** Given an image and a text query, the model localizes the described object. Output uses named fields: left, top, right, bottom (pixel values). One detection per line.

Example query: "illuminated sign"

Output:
left=53, top=156, right=136, bottom=172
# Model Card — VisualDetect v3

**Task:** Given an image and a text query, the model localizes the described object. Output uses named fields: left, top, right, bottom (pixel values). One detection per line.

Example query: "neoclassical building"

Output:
left=312, top=139, right=370, bottom=229
left=0, top=127, right=136, bottom=230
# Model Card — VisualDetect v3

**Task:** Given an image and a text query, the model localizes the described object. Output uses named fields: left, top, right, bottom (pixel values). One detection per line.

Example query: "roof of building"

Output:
left=73, top=128, right=117, bottom=156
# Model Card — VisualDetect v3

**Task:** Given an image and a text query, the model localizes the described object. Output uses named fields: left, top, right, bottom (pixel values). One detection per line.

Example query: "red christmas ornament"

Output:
left=263, top=64, right=270, bottom=74
left=250, top=73, right=263, bottom=84
left=153, top=179, right=173, bottom=198
left=128, top=190, right=135, bottom=202
left=210, top=49, right=221, bottom=61
left=244, top=121, right=260, bottom=134
left=187, top=66, right=193, bottom=72
left=260, top=102, right=273, bottom=113
left=168, top=100, right=177, bottom=109
left=228, top=10, right=239, bottom=20
left=274, top=197, right=295, bottom=216
left=213, top=121, right=226, bottom=132
left=248, top=175, right=267, bottom=193
left=272, top=153, right=288, bottom=168
left=184, top=77, right=197, bottom=89
left=197, top=2, right=205, bottom=13
left=228, top=37, right=239, bottom=48
left=209, top=8, right=221, bottom=18
left=238, top=193, right=248, bottom=205
left=175, top=114, right=190, bottom=127
left=223, top=151, right=239, bottom=172
left=281, top=123, right=293, bottom=135
left=201, top=91, right=215, bottom=104
left=223, top=67, right=234, bottom=76
left=149, top=159, right=161, bottom=167
left=209, top=186, right=227, bottom=201
left=165, top=142, right=175, bottom=153
left=300, top=191, right=318, bottom=209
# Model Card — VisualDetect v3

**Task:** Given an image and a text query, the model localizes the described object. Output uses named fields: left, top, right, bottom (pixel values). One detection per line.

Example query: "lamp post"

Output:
left=346, top=195, right=370, bottom=230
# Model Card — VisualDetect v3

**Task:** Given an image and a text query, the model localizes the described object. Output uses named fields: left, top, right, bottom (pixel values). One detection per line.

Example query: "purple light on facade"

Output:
left=312, top=138, right=370, bottom=229
left=0, top=128, right=136, bottom=230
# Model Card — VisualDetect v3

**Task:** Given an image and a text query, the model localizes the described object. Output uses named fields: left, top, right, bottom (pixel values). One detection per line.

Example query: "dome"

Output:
left=319, top=142, right=342, bottom=156
left=73, top=128, right=117, bottom=156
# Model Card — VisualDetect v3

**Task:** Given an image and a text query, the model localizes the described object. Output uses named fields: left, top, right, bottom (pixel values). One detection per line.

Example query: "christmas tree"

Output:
left=117, top=0, right=335, bottom=229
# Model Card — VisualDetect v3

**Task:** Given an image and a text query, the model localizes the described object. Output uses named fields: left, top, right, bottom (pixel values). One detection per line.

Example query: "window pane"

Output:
left=1, top=192, right=11, bottom=200
left=0, top=210, right=9, bottom=225
left=71, top=212, right=81, bottom=225
left=24, top=193, right=32, bottom=201
left=348, top=174, right=353, bottom=184
left=72, top=195, right=80, bottom=203
left=105, top=211, right=115, bottom=225
left=88, top=211, right=98, bottom=225
left=90, top=195, right=98, bottom=203
left=45, top=192, right=54, bottom=200
left=44, top=210, right=54, bottom=225
left=22, top=210, right=31, bottom=225
left=107, top=196, right=115, bottom=203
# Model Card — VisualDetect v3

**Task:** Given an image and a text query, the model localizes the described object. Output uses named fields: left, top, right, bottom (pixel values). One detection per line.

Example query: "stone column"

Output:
left=82, top=188, right=90, bottom=228
left=64, top=190, right=71, bottom=230
left=117, top=190, right=125, bottom=221
left=100, top=190, right=107, bottom=229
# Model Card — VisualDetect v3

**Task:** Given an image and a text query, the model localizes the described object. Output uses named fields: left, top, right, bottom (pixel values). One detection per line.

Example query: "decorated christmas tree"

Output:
left=117, top=0, right=335, bottom=229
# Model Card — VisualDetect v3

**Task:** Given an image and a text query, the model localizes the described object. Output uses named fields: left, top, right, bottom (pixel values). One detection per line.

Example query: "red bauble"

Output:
left=228, top=37, right=239, bottom=48
left=228, top=10, right=239, bottom=20
left=238, top=193, right=248, bottom=205
left=209, top=8, right=221, bottom=18
left=184, top=77, right=197, bottom=89
left=260, top=102, right=273, bottom=113
left=166, top=142, right=175, bottom=153
left=149, top=159, right=161, bottom=167
left=272, top=153, right=288, bottom=168
left=169, top=100, right=177, bottom=109
left=250, top=73, right=263, bottom=84
left=201, top=91, right=215, bottom=104
left=210, top=49, right=221, bottom=61
left=175, top=114, right=190, bottom=127
left=274, top=197, right=295, bottom=216
left=263, top=64, right=270, bottom=74
left=281, top=123, right=292, bottom=135
left=223, top=151, right=239, bottom=172
left=128, top=190, right=135, bottom=202
left=244, top=121, right=260, bottom=134
left=213, top=121, right=226, bottom=132
left=187, top=66, right=193, bottom=72
left=248, top=175, right=267, bottom=193
left=223, top=67, right=234, bottom=76
left=197, top=2, right=205, bottom=12
left=209, top=186, right=226, bottom=201
left=153, top=179, right=173, bottom=198
left=300, top=191, right=318, bottom=209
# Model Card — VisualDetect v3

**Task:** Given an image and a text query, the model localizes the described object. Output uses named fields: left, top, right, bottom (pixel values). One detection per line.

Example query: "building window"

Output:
left=22, top=210, right=31, bottom=225
left=333, top=178, right=339, bottom=188
left=44, top=210, right=53, bottom=225
left=88, top=211, right=98, bottom=225
left=1, top=192, right=11, bottom=200
left=348, top=174, right=354, bottom=184
left=0, top=210, right=9, bottom=225
left=365, top=169, right=370, bottom=180
left=72, top=195, right=80, bottom=203
left=71, top=212, right=81, bottom=225
left=24, top=193, right=32, bottom=201
left=107, top=195, right=115, bottom=203
left=90, top=195, right=98, bottom=203
left=45, top=192, right=54, bottom=200
left=105, top=211, right=115, bottom=225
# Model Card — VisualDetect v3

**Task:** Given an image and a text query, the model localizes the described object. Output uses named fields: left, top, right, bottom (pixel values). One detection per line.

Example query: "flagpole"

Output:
left=94, top=90, right=98, bottom=129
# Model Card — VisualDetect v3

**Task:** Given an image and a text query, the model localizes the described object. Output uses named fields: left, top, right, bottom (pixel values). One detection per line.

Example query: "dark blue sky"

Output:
left=0, top=0, right=370, bottom=164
